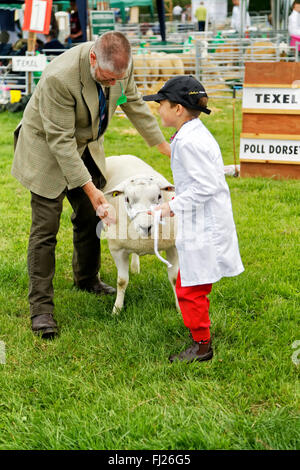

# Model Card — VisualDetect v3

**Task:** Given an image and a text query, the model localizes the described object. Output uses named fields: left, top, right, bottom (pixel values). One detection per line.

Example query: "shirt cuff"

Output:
left=80, top=178, right=92, bottom=187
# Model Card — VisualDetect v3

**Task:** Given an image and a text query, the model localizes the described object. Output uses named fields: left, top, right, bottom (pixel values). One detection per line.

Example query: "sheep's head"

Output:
left=105, top=175, right=174, bottom=239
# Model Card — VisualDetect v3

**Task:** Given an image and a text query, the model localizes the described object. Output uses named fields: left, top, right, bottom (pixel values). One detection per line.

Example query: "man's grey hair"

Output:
left=93, top=32, right=131, bottom=73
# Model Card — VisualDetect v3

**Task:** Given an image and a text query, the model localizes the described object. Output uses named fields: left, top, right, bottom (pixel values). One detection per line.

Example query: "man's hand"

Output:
left=82, top=181, right=116, bottom=225
left=157, top=141, right=171, bottom=158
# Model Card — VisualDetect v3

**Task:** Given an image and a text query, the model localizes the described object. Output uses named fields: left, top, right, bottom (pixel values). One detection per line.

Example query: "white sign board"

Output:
left=240, top=137, right=300, bottom=162
left=12, top=55, right=48, bottom=72
left=30, top=0, right=47, bottom=32
left=242, top=87, right=300, bottom=111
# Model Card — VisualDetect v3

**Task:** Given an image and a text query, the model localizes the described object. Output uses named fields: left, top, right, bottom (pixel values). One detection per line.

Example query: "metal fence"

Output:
left=114, top=21, right=198, bottom=37
left=131, top=35, right=298, bottom=100
left=0, top=58, right=26, bottom=99
left=0, top=34, right=299, bottom=103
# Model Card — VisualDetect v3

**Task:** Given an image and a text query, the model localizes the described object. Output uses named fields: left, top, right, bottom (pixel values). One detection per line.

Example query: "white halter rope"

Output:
left=153, top=209, right=172, bottom=269
left=125, top=204, right=172, bottom=269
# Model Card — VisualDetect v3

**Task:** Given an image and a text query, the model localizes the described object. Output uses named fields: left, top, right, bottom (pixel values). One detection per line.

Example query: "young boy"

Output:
left=143, top=76, right=244, bottom=363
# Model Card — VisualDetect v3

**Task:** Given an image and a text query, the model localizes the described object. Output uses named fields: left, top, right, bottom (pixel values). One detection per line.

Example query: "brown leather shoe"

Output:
left=31, top=313, right=58, bottom=339
left=76, top=277, right=116, bottom=296
left=169, top=340, right=213, bottom=363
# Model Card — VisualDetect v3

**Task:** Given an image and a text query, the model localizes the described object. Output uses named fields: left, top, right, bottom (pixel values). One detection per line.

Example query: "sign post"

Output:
left=240, top=62, right=300, bottom=179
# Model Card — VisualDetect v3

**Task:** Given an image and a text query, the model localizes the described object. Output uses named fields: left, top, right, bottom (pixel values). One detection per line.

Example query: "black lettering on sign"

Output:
left=264, top=94, right=270, bottom=103
left=255, top=94, right=262, bottom=103
left=283, top=94, right=289, bottom=104
left=272, top=94, right=280, bottom=103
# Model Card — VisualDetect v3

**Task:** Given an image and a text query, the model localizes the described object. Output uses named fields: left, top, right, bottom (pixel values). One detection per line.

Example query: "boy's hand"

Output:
left=148, top=202, right=174, bottom=218
left=157, top=141, right=171, bottom=158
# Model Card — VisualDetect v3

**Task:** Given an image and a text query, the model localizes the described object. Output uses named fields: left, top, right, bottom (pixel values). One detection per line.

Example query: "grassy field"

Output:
left=0, top=101, right=299, bottom=450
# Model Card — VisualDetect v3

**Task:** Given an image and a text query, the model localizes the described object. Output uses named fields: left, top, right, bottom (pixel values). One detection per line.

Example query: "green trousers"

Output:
left=27, top=150, right=106, bottom=318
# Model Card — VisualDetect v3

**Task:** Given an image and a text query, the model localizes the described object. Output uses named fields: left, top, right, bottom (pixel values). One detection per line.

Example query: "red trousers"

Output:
left=175, top=271, right=212, bottom=342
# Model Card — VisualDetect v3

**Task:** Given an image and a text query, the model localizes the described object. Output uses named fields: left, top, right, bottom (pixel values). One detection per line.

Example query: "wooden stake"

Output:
left=27, top=31, right=36, bottom=53
left=27, top=31, right=36, bottom=94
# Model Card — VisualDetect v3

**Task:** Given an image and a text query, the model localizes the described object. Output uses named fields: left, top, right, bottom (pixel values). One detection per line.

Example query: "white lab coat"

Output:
left=168, top=119, right=244, bottom=287
left=288, top=10, right=300, bottom=37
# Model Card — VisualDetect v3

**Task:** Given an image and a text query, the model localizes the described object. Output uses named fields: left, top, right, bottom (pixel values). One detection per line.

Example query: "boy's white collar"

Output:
left=172, top=118, right=202, bottom=141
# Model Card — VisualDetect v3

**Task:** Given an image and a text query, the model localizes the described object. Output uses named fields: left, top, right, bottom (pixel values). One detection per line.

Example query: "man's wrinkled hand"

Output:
left=96, top=203, right=116, bottom=226
left=82, top=181, right=116, bottom=225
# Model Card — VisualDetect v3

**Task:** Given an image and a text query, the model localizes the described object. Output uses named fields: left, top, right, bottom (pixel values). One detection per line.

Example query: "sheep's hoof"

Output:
left=112, top=305, right=122, bottom=315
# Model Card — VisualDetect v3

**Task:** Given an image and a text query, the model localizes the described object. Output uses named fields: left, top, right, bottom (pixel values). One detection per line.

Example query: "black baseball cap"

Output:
left=143, top=75, right=211, bottom=114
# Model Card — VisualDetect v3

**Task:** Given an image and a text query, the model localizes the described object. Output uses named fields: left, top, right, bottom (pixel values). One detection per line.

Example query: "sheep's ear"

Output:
left=152, top=175, right=175, bottom=191
left=104, top=181, right=126, bottom=196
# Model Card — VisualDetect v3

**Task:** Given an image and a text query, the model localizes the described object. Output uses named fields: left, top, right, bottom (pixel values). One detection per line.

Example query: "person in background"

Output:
left=231, top=0, right=251, bottom=32
left=0, top=30, right=12, bottom=65
left=288, top=0, right=300, bottom=50
left=0, top=30, right=12, bottom=55
left=43, top=29, right=65, bottom=55
left=185, top=4, right=192, bottom=21
left=195, top=2, right=207, bottom=32
left=65, top=0, right=83, bottom=44
left=173, top=5, right=183, bottom=20
left=35, top=38, right=45, bottom=52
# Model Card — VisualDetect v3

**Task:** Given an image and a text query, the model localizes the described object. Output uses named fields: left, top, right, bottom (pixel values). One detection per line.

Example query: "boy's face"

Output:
left=158, top=99, right=178, bottom=128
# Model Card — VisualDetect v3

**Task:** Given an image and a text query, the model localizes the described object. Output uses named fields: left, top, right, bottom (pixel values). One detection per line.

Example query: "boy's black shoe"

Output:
left=31, top=313, right=58, bottom=339
left=169, top=340, right=213, bottom=363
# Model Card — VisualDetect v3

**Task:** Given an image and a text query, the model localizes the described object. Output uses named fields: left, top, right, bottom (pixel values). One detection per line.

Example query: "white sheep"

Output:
left=102, top=155, right=179, bottom=315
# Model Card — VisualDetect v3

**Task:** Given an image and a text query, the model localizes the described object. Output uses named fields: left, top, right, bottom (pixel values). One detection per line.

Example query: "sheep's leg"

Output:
left=110, top=248, right=129, bottom=315
left=165, top=247, right=180, bottom=312
left=130, top=253, right=140, bottom=274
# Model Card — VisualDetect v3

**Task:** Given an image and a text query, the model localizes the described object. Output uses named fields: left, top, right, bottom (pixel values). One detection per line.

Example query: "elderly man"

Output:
left=12, top=32, right=170, bottom=338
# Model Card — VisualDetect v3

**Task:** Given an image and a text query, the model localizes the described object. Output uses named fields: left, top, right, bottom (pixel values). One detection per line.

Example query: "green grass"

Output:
left=0, top=101, right=299, bottom=450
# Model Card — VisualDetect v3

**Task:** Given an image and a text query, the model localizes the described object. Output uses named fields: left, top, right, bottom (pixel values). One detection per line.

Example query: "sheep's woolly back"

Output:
left=103, top=155, right=173, bottom=194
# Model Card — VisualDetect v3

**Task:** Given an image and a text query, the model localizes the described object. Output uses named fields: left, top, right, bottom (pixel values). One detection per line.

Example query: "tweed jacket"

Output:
left=12, top=42, right=165, bottom=198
